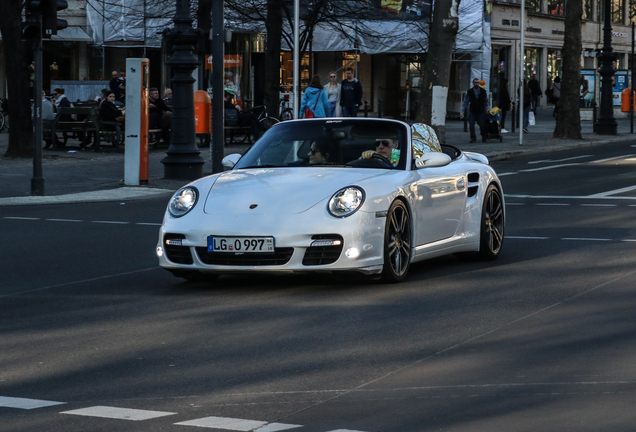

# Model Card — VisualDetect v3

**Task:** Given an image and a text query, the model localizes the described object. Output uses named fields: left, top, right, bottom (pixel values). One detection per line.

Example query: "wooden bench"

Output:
left=224, top=125, right=252, bottom=145
left=50, top=107, right=96, bottom=147
left=91, top=107, right=124, bottom=148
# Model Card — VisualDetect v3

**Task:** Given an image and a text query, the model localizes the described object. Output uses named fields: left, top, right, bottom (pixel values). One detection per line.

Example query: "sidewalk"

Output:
left=1, top=109, right=634, bottom=206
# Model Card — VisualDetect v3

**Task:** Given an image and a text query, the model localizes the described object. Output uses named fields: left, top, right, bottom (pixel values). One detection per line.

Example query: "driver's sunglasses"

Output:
left=309, top=146, right=320, bottom=155
left=376, top=140, right=391, bottom=148
left=330, top=75, right=336, bottom=78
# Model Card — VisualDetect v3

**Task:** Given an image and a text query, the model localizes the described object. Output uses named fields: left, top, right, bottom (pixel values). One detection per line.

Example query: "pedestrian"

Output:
left=109, top=70, right=125, bottom=103
left=460, top=78, right=489, bottom=142
left=499, top=78, right=511, bottom=134
left=163, top=88, right=173, bottom=108
left=340, top=67, right=363, bottom=117
left=149, top=87, right=172, bottom=144
left=323, top=71, right=341, bottom=117
left=550, top=76, right=561, bottom=117
left=519, top=80, right=532, bottom=133
left=300, top=75, right=330, bottom=118
left=224, top=88, right=262, bottom=140
left=528, top=73, right=542, bottom=113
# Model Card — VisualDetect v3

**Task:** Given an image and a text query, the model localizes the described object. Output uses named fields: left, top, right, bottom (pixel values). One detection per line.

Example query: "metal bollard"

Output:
left=364, top=100, right=369, bottom=117
left=378, top=99, right=383, bottom=118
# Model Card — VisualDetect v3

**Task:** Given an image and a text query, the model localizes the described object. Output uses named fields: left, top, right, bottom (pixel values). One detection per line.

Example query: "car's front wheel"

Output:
left=382, top=200, right=412, bottom=283
left=478, top=184, right=504, bottom=259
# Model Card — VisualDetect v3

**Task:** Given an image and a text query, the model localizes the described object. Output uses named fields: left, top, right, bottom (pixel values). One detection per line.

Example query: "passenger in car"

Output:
left=308, top=140, right=336, bottom=165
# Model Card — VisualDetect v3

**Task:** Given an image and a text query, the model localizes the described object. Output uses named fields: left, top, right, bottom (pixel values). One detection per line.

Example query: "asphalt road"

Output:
left=1, top=141, right=636, bottom=432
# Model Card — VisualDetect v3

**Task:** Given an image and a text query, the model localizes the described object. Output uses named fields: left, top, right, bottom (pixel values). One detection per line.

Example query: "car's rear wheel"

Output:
left=478, top=184, right=504, bottom=260
left=382, top=200, right=412, bottom=283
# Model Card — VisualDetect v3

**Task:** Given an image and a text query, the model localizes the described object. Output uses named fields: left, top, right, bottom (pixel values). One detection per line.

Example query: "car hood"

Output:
left=203, top=167, right=385, bottom=215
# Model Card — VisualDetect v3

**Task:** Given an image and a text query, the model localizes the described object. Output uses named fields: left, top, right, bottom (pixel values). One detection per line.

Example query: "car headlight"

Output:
left=168, top=187, right=199, bottom=218
left=328, top=186, right=365, bottom=218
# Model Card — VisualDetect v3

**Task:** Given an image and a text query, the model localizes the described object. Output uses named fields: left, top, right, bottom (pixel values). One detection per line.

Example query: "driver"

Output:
left=361, top=138, right=399, bottom=160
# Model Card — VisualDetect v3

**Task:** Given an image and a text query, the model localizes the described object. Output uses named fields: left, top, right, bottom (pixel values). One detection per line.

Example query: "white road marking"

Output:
left=46, top=218, right=83, bottom=222
left=587, top=184, right=636, bottom=198
left=61, top=405, right=176, bottom=421
left=175, top=416, right=301, bottom=431
left=622, top=239, right=636, bottom=242
left=580, top=204, right=617, bottom=207
left=589, top=154, right=636, bottom=163
left=535, top=203, right=570, bottom=206
left=520, top=163, right=580, bottom=172
left=497, top=172, right=518, bottom=176
left=3, top=216, right=40, bottom=220
left=92, top=220, right=130, bottom=225
left=505, top=194, right=636, bottom=200
left=505, top=202, right=525, bottom=205
left=561, top=238, right=612, bottom=241
left=506, top=236, right=550, bottom=240
left=528, top=155, right=593, bottom=164
left=325, top=430, right=369, bottom=432
left=0, top=396, right=66, bottom=409
left=136, top=222, right=162, bottom=226
left=502, top=154, right=635, bottom=175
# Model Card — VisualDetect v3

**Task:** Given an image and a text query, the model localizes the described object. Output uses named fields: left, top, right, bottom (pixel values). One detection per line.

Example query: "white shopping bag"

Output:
left=528, top=111, right=535, bottom=126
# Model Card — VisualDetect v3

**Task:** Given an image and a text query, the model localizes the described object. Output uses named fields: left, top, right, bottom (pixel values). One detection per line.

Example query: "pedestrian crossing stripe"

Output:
left=60, top=406, right=176, bottom=421
left=174, top=416, right=302, bottom=431
left=0, top=396, right=66, bottom=410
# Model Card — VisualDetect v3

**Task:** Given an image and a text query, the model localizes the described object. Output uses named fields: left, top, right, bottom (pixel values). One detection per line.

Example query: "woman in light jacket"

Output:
left=300, top=75, right=331, bottom=118
left=323, top=71, right=341, bottom=117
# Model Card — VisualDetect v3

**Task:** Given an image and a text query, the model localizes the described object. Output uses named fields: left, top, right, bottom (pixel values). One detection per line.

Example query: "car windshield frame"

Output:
left=233, top=119, right=410, bottom=171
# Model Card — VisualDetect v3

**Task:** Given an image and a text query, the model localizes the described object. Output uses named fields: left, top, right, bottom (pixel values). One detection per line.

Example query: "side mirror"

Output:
left=222, top=153, right=242, bottom=170
left=414, top=152, right=451, bottom=169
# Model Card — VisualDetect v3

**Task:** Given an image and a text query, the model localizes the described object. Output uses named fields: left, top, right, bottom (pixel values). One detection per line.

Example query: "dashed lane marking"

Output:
left=561, top=238, right=612, bottom=242
left=3, top=216, right=40, bottom=220
left=174, top=416, right=302, bottom=431
left=528, top=155, right=594, bottom=165
left=505, top=236, right=550, bottom=240
left=60, top=405, right=176, bottom=421
left=92, top=220, right=130, bottom=225
left=535, top=203, right=570, bottom=206
left=0, top=396, right=66, bottom=410
left=46, top=218, right=83, bottom=222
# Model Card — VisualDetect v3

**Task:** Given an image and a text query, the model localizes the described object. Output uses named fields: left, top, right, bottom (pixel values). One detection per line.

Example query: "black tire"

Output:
left=381, top=200, right=412, bottom=283
left=260, top=116, right=279, bottom=130
left=478, top=184, right=504, bottom=260
left=280, top=108, right=293, bottom=121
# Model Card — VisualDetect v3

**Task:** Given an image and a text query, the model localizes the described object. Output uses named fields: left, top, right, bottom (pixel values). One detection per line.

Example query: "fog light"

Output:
left=345, top=247, right=360, bottom=259
left=156, top=246, right=164, bottom=257
left=310, top=239, right=342, bottom=247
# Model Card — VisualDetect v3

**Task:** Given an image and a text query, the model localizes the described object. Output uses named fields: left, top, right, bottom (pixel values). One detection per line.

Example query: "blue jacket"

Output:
left=300, top=86, right=331, bottom=118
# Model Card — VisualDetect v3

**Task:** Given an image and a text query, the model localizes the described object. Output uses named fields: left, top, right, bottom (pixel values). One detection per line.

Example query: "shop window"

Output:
left=548, top=0, right=564, bottom=15
left=547, top=49, right=562, bottom=86
left=584, top=0, right=593, bottom=19
left=612, top=0, right=624, bottom=24
left=526, top=0, right=541, bottom=12
left=280, top=52, right=311, bottom=93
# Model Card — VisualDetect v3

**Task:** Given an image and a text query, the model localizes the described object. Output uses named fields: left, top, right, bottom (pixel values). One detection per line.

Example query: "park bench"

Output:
left=49, top=106, right=96, bottom=147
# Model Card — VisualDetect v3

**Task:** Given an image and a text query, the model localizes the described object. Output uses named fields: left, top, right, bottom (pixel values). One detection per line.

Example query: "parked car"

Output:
left=157, top=118, right=504, bottom=283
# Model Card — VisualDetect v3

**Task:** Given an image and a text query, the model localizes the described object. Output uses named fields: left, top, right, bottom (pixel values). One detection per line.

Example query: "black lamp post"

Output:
left=161, top=0, right=205, bottom=180
left=595, top=0, right=618, bottom=135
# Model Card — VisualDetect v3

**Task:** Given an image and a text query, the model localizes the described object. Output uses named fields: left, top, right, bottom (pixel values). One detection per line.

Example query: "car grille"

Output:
left=195, top=247, right=294, bottom=266
left=302, top=235, right=344, bottom=266
left=163, top=234, right=194, bottom=264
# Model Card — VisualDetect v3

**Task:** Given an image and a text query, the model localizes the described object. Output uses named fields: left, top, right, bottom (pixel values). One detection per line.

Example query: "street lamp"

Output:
left=595, top=0, right=618, bottom=135
left=161, top=0, right=205, bottom=179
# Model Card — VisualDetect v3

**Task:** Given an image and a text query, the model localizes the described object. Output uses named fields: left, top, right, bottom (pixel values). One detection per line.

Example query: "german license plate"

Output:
left=208, top=236, right=275, bottom=253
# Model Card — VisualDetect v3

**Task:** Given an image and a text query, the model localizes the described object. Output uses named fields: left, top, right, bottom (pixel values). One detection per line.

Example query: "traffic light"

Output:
left=22, top=0, right=44, bottom=41
left=43, top=0, right=68, bottom=38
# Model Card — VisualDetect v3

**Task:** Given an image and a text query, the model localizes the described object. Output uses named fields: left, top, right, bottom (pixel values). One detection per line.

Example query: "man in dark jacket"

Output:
left=528, top=74, right=542, bottom=113
left=149, top=87, right=171, bottom=144
left=460, top=78, right=489, bottom=142
left=340, top=68, right=363, bottom=117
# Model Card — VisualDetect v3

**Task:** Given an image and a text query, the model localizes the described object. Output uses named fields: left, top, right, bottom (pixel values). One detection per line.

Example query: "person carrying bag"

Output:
left=300, top=75, right=331, bottom=118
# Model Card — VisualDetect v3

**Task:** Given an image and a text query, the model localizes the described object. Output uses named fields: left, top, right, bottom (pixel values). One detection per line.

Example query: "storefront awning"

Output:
left=51, top=27, right=93, bottom=42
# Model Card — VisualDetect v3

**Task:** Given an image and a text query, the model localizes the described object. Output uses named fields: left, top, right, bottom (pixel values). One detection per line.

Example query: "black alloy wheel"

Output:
left=382, top=200, right=412, bottom=283
left=478, top=184, right=504, bottom=259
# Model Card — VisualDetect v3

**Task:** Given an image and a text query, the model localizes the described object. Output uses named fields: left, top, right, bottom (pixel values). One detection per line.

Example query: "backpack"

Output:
left=225, top=108, right=239, bottom=126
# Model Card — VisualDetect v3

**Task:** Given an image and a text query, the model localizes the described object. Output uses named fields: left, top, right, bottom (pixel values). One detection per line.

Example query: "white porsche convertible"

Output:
left=157, top=118, right=504, bottom=283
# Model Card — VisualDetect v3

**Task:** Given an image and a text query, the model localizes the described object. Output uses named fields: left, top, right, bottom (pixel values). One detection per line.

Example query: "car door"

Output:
left=412, top=163, right=467, bottom=246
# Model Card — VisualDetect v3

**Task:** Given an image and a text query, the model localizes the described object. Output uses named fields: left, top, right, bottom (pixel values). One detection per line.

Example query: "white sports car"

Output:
left=157, top=118, right=504, bottom=283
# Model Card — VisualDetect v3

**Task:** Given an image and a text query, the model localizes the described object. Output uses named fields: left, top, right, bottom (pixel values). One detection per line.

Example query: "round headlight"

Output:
left=168, top=187, right=199, bottom=218
left=328, top=186, right=365, bottom=218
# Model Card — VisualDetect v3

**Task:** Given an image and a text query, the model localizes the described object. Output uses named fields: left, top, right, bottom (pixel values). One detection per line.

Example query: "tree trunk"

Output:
left=553, top=0, right=582, bottom=139
left=0, top=0, right=35, bottom=158
left=415, top=0, right=460, bottom=144
left=265, top=0, right=284, bottom=119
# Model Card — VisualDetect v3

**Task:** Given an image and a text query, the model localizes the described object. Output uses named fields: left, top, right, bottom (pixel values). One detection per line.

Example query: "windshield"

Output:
left=234, top=119, right=409, bottom=170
